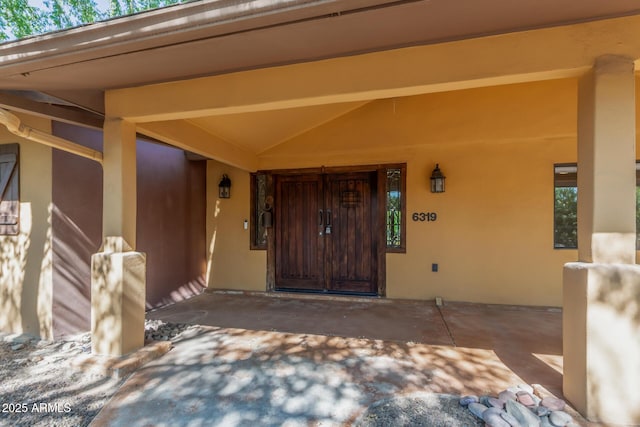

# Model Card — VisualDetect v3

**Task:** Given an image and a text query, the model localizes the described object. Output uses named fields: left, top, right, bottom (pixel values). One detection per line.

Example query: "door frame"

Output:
left=266, top=164, right=387, bottom=297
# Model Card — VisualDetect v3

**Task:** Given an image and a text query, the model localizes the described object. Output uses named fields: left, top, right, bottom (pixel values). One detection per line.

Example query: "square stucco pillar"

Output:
left=91, top=118, right=146, bottom=357
left=563, top=55, right=640, bottom=424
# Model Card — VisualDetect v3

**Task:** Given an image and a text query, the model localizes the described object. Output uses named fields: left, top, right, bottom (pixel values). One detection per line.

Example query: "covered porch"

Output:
left=1, top=1, right=640, bottom=424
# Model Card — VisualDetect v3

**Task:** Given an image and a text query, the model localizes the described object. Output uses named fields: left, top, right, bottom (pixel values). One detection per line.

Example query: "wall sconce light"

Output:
left=218, top=174, right=231, bottom=198
left=430, top=164, right=445, bottom=193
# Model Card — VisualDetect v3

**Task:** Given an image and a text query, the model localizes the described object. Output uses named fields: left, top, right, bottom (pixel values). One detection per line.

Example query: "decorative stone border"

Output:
left=459, top=384, right=579, bottom=427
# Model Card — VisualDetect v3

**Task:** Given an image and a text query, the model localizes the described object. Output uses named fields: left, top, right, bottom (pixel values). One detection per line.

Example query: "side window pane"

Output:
left=386, top=166, right=405, bottom=252
left=554, top=162, right=640, bottom=249
left=554, top=187, right=578, bottom=248
left=250, top=173, right=268, bottom=250
left=637, top=184, right=640, bottom=250
left=554, top=164, right=577, bottom=249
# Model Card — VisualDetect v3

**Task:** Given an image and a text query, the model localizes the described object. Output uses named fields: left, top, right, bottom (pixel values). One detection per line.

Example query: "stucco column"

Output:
left=91, top=117, right=146, bottom=356
left=563, top=55, right=640, bottom=424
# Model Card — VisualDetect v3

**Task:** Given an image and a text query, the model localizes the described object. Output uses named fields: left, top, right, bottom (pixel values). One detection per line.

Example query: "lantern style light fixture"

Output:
left=430, top=164, right=445, bottom=193
left=218, top=174, right=231, bottom=198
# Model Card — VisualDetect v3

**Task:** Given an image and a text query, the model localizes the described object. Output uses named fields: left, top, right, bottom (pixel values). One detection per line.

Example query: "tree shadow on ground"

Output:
left=0, top=339, right=125, bottom=427
left=93, top=323, right=524, bottom=427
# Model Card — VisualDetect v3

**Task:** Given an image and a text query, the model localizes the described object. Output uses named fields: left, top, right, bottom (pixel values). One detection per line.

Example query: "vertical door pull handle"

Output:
left=319, top=209, right=324, bottom=226
left=326, top=209, right=331, bottom=226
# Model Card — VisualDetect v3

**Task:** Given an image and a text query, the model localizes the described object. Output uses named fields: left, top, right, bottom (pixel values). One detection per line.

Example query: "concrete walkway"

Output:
left=90, top=292, right=581, bottom=426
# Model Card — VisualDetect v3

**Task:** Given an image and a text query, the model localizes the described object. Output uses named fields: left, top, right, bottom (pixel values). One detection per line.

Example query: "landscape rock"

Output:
left=506, top=399, right=541, bottom=427
left=488, top=397, right=505, bottom=408
left=468, top=402, right=489, bottom=419
left=516, top=391, right=536, bottom=407
left=459, top=395, right=479, bottom=406
left=540, top=415, right=555, bottom=427
left=500, top=410, right=521, bottom=427
left=541, top=397, right=566, bottom=411
left=499, top=390, right=517, bottom=402
left=531, top=384, right=545, bottom=399
left=535, top=405, right=550, bottom=417
left=549, top=410, right=573, bottom=426
left=517, top=384, right=535, bottom=394
left=460, top=384, right=580, bottom=427
left=483, top=407, right=511, bottom=427
left=532, top=394, right=542, bottom=406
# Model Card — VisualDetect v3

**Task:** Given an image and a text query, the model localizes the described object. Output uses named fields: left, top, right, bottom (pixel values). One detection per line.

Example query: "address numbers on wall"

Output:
left=411, top=212, right=437, bottom=222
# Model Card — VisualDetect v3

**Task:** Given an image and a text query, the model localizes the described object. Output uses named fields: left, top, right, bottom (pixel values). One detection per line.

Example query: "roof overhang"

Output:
left=2, top=0, right=640, bottom=169
left=2, top=0, right=640, bottom=96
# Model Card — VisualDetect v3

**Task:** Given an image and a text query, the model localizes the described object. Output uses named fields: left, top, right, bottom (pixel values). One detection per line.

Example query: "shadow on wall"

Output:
left=146, top=276, right=206, bottom=310
left=36, top=202, right=53, bottom=339
left=51, top=203, right=94, bottom=339
left=589, top=266, right=640, bottom=423
left=51, top=121, right=208, bottom=337
left=0, top=204, right=31, bottom=334
left=51, top=123, right=103, bottom=339
left=136, top=139, right=207, bottom=310
left=91, top=248, right=145, bottom=356
left=0, top=200, right=53, bottom=339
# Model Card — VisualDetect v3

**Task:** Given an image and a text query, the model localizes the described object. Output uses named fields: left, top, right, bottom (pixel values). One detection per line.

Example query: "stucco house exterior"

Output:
left=1, top=0, right=640, bottom=423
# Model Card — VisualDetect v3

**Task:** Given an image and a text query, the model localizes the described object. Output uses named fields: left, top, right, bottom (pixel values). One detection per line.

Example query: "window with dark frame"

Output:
left=554, top=164, right=578, bottom=249
left=250, top=172, right=268, bottom=250
left=553, top=162, right=640, bottom=249
left=386, top=165, right=406, bottom=252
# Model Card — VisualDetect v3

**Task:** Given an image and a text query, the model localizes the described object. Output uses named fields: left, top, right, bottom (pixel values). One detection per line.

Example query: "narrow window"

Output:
left=553, top=164, right=577, bottom=249
left=250, top=172, right=268, bottom=250
left=0, top=143, right=20, bottom=235
left=386, top=165, right=406, bottom=252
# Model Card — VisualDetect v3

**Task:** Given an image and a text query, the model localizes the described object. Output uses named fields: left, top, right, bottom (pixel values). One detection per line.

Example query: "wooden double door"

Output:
left=274, top=171, right=379, bottom=295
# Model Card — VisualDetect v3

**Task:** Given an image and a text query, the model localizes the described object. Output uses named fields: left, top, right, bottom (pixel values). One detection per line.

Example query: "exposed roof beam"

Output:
left=136, top=120, right=258, bottom=171
left=0, top=90, right=103, bottom=129
left=42, top=90, right=105, bottom=115
left=106, top=14, right=640, bottom=123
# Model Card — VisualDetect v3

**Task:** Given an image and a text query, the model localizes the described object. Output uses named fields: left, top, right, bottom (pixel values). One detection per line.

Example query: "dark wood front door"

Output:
left=275, top=171, right=378, bottom=295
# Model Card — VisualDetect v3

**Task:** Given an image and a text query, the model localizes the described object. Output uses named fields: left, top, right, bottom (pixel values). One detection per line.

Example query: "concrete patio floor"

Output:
left=90, top=291, right=593, bottom=426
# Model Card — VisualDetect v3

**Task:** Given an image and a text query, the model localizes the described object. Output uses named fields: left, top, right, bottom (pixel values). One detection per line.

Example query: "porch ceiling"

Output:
left=186, top=101, right=369, bottom=155
left=2, top=0, right=640, bottom=168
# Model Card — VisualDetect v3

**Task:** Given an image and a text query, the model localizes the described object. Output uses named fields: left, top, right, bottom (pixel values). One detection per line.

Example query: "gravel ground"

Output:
left=355, top=393, right=484, bottom=427
left=0, top=321, right=192, bottom=427
left=2, top=321, right=486, bottom=427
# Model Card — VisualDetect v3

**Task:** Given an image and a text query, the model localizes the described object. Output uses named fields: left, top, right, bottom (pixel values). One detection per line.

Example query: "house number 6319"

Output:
left=412, top=212, right=437, bottom=222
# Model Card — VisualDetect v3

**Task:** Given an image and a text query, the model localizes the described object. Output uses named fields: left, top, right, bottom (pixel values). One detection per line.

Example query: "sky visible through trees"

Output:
left=0, top=0, right=188, bottom=41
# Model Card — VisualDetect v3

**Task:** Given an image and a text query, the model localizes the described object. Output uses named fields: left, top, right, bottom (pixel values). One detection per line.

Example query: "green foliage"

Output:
left=0, top=0, right=47, bottom=41
left=0, top=0, right=186, bottom=41
left=555, top=186, right=640, bottom=249
left=554, top=187, right=577, bottom=248
left=637, top=187, right=640, bottom=249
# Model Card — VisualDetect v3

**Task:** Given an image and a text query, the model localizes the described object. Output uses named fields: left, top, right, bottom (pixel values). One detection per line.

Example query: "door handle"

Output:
left=325, top=209, right=332, bottom=234
left=319, top=209, right=324, bottom=226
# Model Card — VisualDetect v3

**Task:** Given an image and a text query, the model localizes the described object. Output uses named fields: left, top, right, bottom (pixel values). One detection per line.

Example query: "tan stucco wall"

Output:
left=204, top=77, right=640, bottom=306
left=206, top=161, right=266, bottom=291
left=0, top=113, right=53, bottom=338
left=206, top=79, right=578, bottom=305
left=265, top=79, right=580, bottom=306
